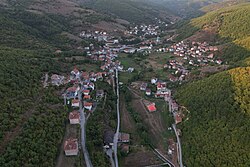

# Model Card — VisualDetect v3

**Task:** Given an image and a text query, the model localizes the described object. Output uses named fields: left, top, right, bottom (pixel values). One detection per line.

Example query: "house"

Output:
left=83, top=95, right=91, bottom=100
left=83, top=89, right=90, bottom=96
left=66, top=87, right=78, bottom=98
left=96, top=90, right=104, bottom=99
left=118, top=133, right=130, bottom=143
left=151, top=78, right=158, bottom=84
left=157, top=82, right=167, bottom=91
left=51, top=74, right=64, bottom=86
left=169, top=75, right=178, bottom=82
left=71, top=68, right=80, bottom=78
left=171, top=100, right=179, bottom=111
left=127, top=67, right=134, bottom=73
left=104, top=130, right=114, bottom=149
left=208, top=53, right=214, bottom=59
left=167, top=138, right=175, bottom=155
left=146, top=89, right=151, bottom=96
left=147, top=103, right=157, bottom=112
left=140, top=83, right=147, bottom=91
left=216, top=59, right=223, bottom=65
left=72, top=99, right=80, bottom=108
left=82, top=72, right=89, bottom=80
left=174, top=113, right=182, bottom=124
left=88, top=82, right=95, bottom=90
left=96, top=72, right=103, bottom=80
left=84, top=102, right=93, bottom=111
left=69, top=110, right=80, bottom=124
left=155, top=90, right=169, bottom=98
left=64, top=138, right=79, bottom=156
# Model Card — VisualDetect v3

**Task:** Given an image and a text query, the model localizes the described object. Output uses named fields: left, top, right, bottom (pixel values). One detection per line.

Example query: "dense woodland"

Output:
left=175, top=68, right=250, bottom=167
left=0, top=46, right=68, bottom=166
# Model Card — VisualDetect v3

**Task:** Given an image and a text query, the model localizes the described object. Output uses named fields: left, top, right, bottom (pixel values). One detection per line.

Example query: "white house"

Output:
left=151, top=78, right=158, bottom=84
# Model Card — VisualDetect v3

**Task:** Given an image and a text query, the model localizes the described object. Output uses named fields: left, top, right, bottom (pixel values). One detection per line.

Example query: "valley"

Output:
left=0, top=0, right=249, bottom=167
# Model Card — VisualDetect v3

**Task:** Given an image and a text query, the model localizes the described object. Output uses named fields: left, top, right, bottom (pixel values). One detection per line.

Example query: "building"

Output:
left=66, top=87, right=78, bottom=98
left=146, top=89, right=151, bottom=96
left=151, top=78, right=158, bottom=84
left=174, top=113, right=182, bottom=124
left=118, top=133, right=130, bottom=143
left=147, top=103, right=157, bottom=112
left=64, top=138, right=79, bottom=156
left=140, top=83, right=147, bottom=91
left=84, top=102, right=93, bottom=111
left=83, top=89, right=90, bottom=95
left=69, top=110, right=80, bottom=124
left=104, top=130, right=114, bottom=149
left=72, top=99, right=80, bottom=108
left=51, top=74, right=64, bottom=86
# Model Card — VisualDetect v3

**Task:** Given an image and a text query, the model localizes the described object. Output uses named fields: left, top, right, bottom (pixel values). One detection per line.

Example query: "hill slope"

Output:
left=175, top=67, right=250, bottom=167
left=176, top=3, right=250, bottom=63
left=82, top=0, right=178, bottom=24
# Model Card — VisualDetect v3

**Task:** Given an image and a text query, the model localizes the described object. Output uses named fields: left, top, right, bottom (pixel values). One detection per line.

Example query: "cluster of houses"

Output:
left=133, top=77, right=184, bottom=125
left=156, top=41, right=223, bottom=82
left=79, top=30, right=111, bottom=42
left=125, top=24, right=159, bottom=37
left=63, top=67, right=107, bottom=156
left=168, top=41, right=222, bottom=66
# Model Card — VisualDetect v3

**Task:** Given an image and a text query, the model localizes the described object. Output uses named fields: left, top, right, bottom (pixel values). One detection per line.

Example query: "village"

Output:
left=45, top=20, right=223, bottom=167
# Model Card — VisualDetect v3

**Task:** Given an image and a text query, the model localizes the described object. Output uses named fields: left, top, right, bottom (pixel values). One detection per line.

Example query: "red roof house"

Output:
left=64, top=138, right=79, bottom=156
left=174, top=113, right=182, bottom=124
left=83, top=89, right=90, bottom=95
left=69, top=110, right=80, bottom=124
left=72, top=99, right=80, bottom=108
left=147, top=103, right=157, bottom=112
left=84, top=102, right=93, bottom=111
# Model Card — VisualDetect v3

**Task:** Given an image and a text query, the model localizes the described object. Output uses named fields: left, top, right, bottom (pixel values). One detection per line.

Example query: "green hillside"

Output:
left=0, top=2, right=85, bottom=166
left=176, top=3, right=250, bottom=63
left=175, top=67, right=250, bottom=167
left=83, top=0, right=174, bottom=23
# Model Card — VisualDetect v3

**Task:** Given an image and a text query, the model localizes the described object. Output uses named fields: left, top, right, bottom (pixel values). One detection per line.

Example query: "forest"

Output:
left=175, top=67, right=250, bottom=167
left=0, top=45, right=69, bottom=166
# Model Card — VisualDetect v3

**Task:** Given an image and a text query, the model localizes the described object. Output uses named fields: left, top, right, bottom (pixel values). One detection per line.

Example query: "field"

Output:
left=118, top=52, right=172, bottom=84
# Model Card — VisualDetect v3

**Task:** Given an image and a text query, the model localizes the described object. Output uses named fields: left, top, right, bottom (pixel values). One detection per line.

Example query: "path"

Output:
left=165, top=90, right=183, bottom=167
left=43, top=73, right=48, bottom=88
left=78, top=91, right=93, bottom=167
left=172, top=124, right=183, bottom=167
left=113, top=69, right=120, bottom=167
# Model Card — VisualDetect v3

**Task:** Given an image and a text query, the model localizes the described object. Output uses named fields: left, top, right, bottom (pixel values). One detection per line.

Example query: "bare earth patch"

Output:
left=121, top=147, right=161, bottom=167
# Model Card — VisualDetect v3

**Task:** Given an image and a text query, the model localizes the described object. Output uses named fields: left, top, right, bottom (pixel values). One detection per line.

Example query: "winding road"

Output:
left=164, top=90, right=183, bottom=167
left=172, top=124, right=183, bottom=167
left=113, top=69, right=120, bottom=167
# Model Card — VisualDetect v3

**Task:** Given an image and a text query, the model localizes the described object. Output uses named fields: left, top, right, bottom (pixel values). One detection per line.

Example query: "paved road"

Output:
left=78, top=91, right=93, bottom=167
left=165, top=90, right=183, bottom=167
left=113, top=69, right=120, bottom=167
left=105, top=148, right=115, bottom=167
left=172, top=124, right=183, bottom=167
left=152, top=148, right=175, bottom=167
